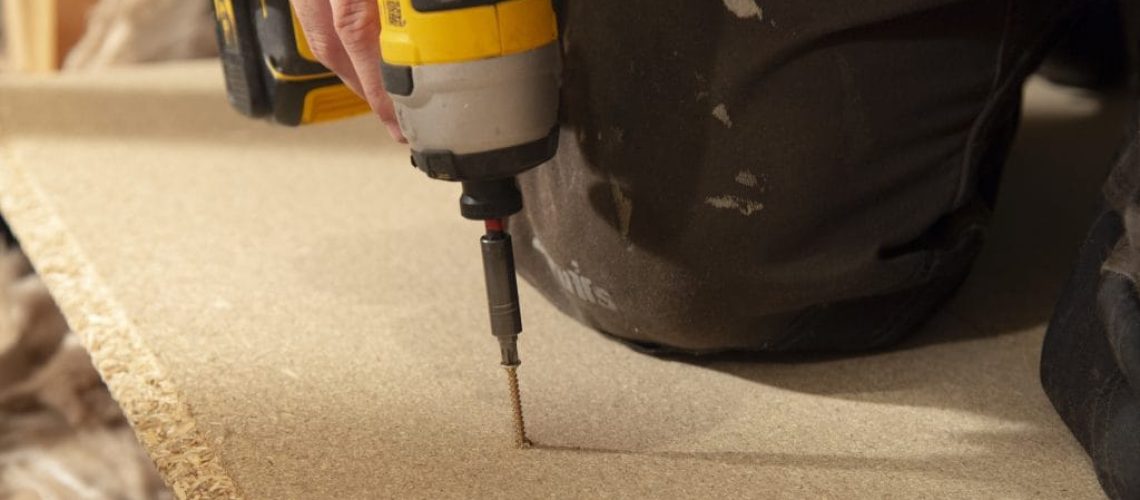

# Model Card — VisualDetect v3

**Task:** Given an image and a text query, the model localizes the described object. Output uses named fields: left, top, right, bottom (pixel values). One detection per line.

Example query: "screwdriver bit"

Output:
left=480, top=218, right=529, bottom=447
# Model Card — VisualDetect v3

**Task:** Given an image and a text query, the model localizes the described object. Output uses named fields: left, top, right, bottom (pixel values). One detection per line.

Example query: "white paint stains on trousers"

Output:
left=705, top=195, right=764, bottom=216
left=609, top=176, right=634, bottom=240
left=712, top=104, right=733, bottom=128
left=735, top=170, right=759, bottom=188
left=721, top=0, right=764, bottom=20
left=705, top=170, right=766, bottom=216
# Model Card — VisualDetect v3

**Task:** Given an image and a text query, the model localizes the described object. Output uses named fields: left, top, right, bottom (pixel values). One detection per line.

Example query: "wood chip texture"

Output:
left=0, top=64, right=1118, bottom=499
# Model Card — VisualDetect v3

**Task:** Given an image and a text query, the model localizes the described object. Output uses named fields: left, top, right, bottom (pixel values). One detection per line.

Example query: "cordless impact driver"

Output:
left=211, top=0, right=560, bottom=447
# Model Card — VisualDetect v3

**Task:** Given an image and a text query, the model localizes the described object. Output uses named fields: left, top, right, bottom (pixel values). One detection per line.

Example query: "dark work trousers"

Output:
left=1042, top=114, right=1140, bottom=498
left=510, top=0, right=1084, bottom=353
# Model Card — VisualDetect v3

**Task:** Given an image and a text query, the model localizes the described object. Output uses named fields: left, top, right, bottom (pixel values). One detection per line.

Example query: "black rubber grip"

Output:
left=212, top=0, right=270, bottom=118
left=460, top=179, right=523, bottom=219
left=411, top=127, right=559, bottom=182
left=411, top=0, right=503, bottom=13
left=380, top=62, right=414, bottom=96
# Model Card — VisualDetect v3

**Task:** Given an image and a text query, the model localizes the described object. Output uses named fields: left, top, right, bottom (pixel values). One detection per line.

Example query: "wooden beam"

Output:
left=2, top=0, right=98, bottom=73
left=3, top=0, right=59, bottom=72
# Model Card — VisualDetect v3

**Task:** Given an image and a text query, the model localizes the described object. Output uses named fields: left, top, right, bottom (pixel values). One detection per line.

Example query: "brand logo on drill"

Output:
left=383, top=1, right=406, bottom=27
left=532, top=238, right=618, bottom=311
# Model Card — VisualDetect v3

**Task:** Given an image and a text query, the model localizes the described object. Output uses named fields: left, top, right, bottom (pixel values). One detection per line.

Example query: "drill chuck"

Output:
left=480, top=228, right=523, bottom=366
left=460, top=178, right=523, bottom=220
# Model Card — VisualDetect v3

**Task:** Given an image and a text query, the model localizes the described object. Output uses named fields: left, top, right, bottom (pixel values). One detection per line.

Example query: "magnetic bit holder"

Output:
left=480, top=229, right=523, bottom=366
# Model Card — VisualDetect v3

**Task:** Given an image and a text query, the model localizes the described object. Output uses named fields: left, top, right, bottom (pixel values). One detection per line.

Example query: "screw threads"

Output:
left=504, top=365, right=531, bottom=448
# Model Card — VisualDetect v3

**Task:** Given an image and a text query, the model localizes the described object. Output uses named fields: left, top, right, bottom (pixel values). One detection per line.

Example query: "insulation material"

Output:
left=62, top=0, right=216, bottom=70
left=0, top=243, right=169, bottom=499
left=0, top=62, right=1117, bottom=498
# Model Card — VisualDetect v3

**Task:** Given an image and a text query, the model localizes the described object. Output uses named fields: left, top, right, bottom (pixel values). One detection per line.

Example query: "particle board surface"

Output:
left=0, top=62, right=1120, bottom=498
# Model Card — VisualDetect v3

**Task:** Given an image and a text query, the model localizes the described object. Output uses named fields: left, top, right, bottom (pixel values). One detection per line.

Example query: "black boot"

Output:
left=1042, top=116, right=1140, bottom=498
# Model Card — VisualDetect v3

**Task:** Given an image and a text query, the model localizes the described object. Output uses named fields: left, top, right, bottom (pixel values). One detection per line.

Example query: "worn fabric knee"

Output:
left=513, top=0, right=1083, bottom=352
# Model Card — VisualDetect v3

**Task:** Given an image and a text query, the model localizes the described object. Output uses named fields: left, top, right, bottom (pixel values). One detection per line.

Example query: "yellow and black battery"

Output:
left=211, top=0, right=371, bottom=126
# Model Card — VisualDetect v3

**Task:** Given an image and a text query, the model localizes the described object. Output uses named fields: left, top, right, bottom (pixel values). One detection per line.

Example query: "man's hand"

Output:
left=291, top=0, right=405, bottom=141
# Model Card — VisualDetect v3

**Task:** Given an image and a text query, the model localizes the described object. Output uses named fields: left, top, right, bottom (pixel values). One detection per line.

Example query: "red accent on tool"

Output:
left=484, top=218, right=504, bottom=233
